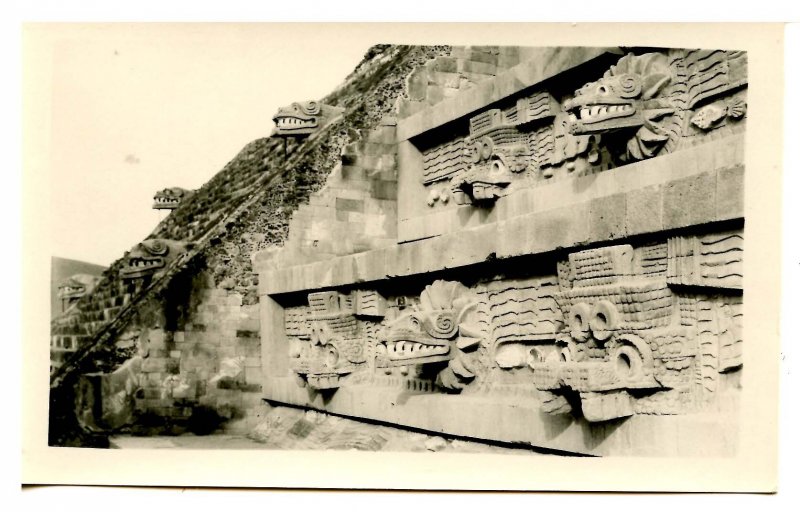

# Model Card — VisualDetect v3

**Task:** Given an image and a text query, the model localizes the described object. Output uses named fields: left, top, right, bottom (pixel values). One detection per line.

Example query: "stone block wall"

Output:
left=396, top=46, right=523, bottom=118
left=130, top=287, right=266, bottom=434
left=256, top=43, right=534, bottom=275
left=71, top=272, right=268, bottom=436
left=50, top=45, right=462, bottom=444
left=256, top=46, right=748, bottom=457
left=50, top=268, right=141, bottom=375
left=267, top=119, right=401, bottom=270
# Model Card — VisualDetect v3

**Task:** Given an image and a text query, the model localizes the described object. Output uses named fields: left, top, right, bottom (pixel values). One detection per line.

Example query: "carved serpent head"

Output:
left=153, top=187, right=194, bottom=210
left=120, top=239, right=191, bottom=279
left=562, top=52, right=676, bottom=161
left=272, top=101, right=344, bottom=137
left=377, top=280, right=484, bottom=391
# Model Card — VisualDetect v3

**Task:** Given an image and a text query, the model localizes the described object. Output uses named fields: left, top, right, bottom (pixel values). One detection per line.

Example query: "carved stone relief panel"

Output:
left=421, top=136, right=467, bottom=185
left=527, top=235, right=743, bottom=422
left=286, top=290, right=386, bottom=390
left=413, top=49, right=747, bottom=210
left=451, top=92, right=561, bottom=206
left=278, top=231, right=742, bottom=423
left=685, top=50, right=748, bottom=109
left=376, top=280, right=485, bottom=391
left=667, top=230, right=743, bottom=289
left=485, top=277, right=562, bottom=370
left=561, top=49, right=747, bottom=161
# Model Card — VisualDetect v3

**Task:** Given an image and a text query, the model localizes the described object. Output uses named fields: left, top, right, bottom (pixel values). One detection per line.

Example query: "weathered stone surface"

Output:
left=271, top=101, right=344, bottom=138
left=153, top=187, right=195, bottom=210
left=626, top=185, right=663, bottom=234
left=397, top=47, right=619, bottom=141
left=662, top=172, right=717, bottom=230
left=52, top=45, right=749, bottom=459
left=588, top=193, right=628, bottom=241
left=255, top=46, right=747, bottom=458
left=716, top=165, right=745, bottom=221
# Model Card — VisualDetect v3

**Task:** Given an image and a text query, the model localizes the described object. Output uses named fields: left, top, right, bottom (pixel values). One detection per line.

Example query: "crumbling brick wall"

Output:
left=68, top=269, right=268, bottom=437
left=130, top=280, right=267, bottom=435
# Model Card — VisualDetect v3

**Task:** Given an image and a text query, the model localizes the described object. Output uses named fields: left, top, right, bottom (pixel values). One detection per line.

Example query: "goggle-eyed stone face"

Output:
left=288, top=291, right=371, bottom=390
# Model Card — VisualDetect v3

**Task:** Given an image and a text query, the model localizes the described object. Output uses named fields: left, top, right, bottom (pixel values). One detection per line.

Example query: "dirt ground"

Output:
left=110, top=406, right=559, bottom=455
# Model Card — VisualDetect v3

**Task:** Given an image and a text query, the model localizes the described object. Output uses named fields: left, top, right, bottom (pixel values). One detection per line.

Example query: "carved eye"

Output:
left=568, top=302, right=591, bottom=342
left=145, top=240, right=168, bottom=256
left=480, top=138, right=494, bottom=160
left=490, top=156, right=507, bottom=175
left=325, top=346, right=339, bottom=367
left=468, top=140, right=482, bottom=163
left=300, top=101, right=321, bottom=115
left=617, top=74, right=642, bottom=98
left=589, top=300, right=618, bottom=341
left=613, top=345, right=644, bottom=382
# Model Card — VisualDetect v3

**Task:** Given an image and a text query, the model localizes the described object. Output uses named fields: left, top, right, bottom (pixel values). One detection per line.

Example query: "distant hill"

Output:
left=51, top=257, right=106, bottom=319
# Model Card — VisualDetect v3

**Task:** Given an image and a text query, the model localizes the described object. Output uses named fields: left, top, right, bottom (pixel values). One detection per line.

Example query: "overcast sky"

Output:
left=25, top=24, right=373, bottom=267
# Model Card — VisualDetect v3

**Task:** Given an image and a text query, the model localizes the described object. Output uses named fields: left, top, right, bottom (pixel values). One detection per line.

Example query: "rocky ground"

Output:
left=110, top=406, right=557, bottom=455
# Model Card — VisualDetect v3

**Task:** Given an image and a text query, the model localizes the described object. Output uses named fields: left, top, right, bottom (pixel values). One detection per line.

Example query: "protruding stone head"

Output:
left=561, top=52, right=676, bottom=161
left=120, top=239, right=192, bottom=280
left=451, top=137, right=516, bottom=206
left=271, top=101, right=344, bottom=137
left=563, top=53, right=672, bottom=136
left=376, top=280, right=483, bottom=391
left=153, top=187, right=194, bottom=210
left=57, top=274, right=100, bottom=301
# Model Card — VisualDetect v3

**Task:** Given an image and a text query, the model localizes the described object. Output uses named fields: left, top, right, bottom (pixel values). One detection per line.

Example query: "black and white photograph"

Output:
left=18, top=20, right=789, bottom=496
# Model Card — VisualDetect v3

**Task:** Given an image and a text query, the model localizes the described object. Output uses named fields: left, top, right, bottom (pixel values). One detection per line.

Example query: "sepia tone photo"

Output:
left=22, top=23, right=784, bottom=491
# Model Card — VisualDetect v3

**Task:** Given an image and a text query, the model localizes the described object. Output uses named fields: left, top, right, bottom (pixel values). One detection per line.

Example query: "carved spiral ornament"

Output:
left=425, top=311, right=458, bottom=339
left=617, top=74, right=642, bottom=98
left=301, top=101, right=321, bottom=115
left=145, top=240, right=168, bottom=256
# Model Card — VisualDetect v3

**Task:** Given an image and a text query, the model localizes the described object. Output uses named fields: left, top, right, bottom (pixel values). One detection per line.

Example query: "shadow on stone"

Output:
left=186, top=406, right=227, bottom=436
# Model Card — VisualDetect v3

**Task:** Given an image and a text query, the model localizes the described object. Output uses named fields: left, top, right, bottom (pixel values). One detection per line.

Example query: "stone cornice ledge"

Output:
left=257, top=133, right=744, bottom=296
left=396, top=47, right=622, bottom=142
